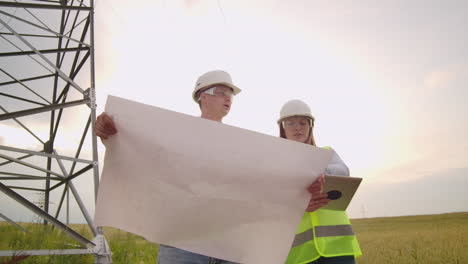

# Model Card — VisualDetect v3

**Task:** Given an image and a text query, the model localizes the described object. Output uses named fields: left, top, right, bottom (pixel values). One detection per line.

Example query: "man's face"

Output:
left=199, top=85, right=234, bottom=118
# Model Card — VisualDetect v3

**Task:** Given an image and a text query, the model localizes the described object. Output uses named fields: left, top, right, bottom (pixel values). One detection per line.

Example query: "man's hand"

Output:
left=305, top=174, right=330, bottom=212
left=95, top=112, right=117, bottom=140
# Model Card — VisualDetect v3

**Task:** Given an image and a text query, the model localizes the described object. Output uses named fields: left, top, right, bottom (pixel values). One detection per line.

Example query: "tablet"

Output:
left=322, top=175, right=362, bottom=211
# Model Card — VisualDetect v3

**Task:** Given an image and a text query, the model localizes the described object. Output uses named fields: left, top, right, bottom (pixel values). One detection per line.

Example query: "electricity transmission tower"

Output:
left=0, top=0, right=112, bottom=262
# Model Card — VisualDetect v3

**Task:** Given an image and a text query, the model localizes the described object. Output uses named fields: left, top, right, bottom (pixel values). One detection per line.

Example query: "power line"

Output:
left=216, top=0, right=227, bottom=25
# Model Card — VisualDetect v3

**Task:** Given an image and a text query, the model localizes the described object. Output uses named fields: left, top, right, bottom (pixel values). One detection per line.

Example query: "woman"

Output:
left=278, top=100, right=362, bottom=264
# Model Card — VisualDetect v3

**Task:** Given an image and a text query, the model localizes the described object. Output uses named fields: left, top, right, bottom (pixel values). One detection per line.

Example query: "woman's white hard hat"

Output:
left=278, top=99, right=315, bottom=124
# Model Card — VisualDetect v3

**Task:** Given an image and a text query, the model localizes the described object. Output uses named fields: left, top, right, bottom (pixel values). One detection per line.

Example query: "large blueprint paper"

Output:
left=94, top=95, right=333, bottom=264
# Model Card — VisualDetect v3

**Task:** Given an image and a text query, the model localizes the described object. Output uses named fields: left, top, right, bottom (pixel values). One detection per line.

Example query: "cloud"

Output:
left=424, top=63, right=468, bottom=89
left=184, top=0, right=199, bottom=9
left=0, top=124, right=44, bottom=150
left=424, top=70, right=456, bottom=89
left=358, top=140, right=468, bottom=187
left=348, top=167, right=468, bottom=218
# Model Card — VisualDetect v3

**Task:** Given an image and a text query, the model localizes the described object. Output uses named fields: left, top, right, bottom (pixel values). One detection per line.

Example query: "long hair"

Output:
left=279, top=118, right=316, bottom=146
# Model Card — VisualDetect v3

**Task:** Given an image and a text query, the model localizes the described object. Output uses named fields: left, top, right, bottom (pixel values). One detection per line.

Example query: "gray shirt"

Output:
left=324, top=147, right=350, bottom=177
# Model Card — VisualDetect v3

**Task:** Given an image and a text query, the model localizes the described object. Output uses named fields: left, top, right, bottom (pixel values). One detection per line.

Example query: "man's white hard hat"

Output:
left=278, top=99, right=315, bottom=124
left=192, top=70, right=241, bottom=103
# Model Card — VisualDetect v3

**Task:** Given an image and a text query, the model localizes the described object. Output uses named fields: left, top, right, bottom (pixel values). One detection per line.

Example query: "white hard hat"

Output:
left=278, top=99, right=315, bottom=124
left=192, top=70, right=241, bottom=103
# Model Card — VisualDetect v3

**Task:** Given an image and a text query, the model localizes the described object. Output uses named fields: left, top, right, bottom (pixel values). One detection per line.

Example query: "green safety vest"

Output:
left=285, top=147, right=362, bottom=264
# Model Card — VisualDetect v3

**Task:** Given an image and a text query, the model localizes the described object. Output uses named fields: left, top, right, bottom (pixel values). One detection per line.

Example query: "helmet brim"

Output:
left=277, top=114, right=315, bottom=124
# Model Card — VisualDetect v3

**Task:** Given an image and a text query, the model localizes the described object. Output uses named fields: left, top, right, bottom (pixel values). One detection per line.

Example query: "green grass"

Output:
left=103, top=227, right=159, bottom=264
left=0, top=223, right=158, bottom=264
left=352, top=212, right=468, bottom=264
left=1, top=212, right=467, bottom=264
left=0, top=222, right=94, bottom=264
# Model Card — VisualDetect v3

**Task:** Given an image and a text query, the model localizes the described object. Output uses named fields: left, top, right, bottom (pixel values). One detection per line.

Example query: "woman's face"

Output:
left=282, top=116, right=311, bottom=143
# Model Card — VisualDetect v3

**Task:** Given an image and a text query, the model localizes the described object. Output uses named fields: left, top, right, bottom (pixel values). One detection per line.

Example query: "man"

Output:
left=95, top=70, right=241, bottom=264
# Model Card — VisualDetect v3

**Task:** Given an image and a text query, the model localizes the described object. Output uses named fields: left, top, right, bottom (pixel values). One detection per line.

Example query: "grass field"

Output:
left=1, top=212, right=467, bottom=263
left=351, top=212, right=468, bottom=264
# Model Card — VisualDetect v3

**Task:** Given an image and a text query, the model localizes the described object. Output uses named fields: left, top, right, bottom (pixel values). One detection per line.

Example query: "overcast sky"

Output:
left=1, top=0, right=467, bottom=222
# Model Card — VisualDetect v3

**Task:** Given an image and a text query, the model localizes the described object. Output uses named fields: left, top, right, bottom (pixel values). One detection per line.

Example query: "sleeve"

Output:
left=324, top=148, right=350, bottom=176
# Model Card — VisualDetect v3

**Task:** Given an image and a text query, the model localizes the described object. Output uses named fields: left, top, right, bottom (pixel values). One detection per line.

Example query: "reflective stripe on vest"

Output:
left=291, top=225, right=354, bottom=248
left=316, top=225, right=354, bottom=237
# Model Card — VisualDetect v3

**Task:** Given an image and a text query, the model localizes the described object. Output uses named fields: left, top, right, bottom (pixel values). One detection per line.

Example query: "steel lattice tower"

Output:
left=0, top=0, right=111, bottom=262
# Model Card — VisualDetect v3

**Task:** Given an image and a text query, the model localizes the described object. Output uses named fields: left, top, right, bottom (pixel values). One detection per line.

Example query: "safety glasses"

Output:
left=282, top=118, right=311, bottom=129
left=202, top=86, right=234, bottom=99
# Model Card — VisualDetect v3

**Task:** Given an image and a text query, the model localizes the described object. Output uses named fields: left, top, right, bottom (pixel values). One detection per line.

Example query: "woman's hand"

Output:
left=305, top=174, right=330, bottom=212
left=306, top=193, right=330, bottom=212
